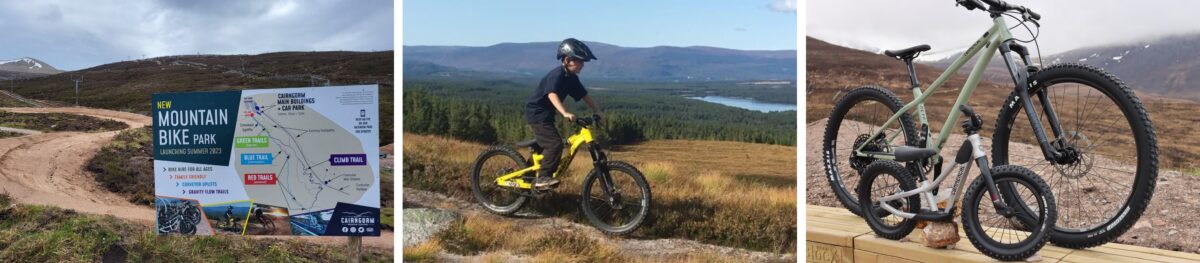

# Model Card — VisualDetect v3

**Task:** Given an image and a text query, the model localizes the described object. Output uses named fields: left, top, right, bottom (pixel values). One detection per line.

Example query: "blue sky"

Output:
left=403, top=0, right=797, bottom=50
left=0, top=0, right=393, bottom=71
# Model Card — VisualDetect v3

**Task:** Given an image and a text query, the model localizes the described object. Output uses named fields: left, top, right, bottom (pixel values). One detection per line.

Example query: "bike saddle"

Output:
left=884, top=44, right=931, bottom=60
left=894, top=146, right=938, bottom=162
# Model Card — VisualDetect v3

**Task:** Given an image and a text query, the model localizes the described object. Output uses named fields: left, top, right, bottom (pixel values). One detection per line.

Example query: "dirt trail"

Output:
left=0, top=107, right=394, bottom=249
left=0, top=107, right=153, bottom=221
left=404, top=187, right=796, bottom=262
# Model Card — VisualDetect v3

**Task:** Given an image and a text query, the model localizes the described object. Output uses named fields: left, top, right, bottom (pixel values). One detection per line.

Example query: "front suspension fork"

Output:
left=1000, top=39, right=1067, bottom=162
left=588, top=144, right=618, bottom=201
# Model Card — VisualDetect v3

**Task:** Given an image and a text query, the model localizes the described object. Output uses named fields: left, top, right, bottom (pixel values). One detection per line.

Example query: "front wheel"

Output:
left=581, top=161, right=652, bottom=235
left=471, top=146, right=529, bottom=215
left=961, top=165, right=1056, bottom=261
left=992, top=63, right=1156, bottom=248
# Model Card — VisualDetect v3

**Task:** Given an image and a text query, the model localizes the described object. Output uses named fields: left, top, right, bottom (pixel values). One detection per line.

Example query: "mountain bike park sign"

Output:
left=152, top=85, right=380, bottom=236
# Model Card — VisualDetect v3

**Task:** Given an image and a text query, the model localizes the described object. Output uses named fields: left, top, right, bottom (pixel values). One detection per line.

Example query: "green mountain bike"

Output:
left=822, top=0, right=1157, bottom=249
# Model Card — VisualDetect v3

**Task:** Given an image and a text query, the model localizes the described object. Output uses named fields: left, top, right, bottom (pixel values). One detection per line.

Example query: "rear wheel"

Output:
left=857, top=160, right=919, bottom=240
left=823, top=86, right=919, bottom=216
left=471, top=146, right=529, bottom=215
left=992, top=63, right=1156, bottom=248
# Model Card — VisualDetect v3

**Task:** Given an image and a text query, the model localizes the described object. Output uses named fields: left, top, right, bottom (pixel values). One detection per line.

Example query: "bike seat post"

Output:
left=904, top=58, right=920, bottom=88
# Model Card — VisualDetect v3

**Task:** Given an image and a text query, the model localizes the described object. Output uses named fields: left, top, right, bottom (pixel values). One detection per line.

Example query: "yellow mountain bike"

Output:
left=470, top=115, right=652, bottom=235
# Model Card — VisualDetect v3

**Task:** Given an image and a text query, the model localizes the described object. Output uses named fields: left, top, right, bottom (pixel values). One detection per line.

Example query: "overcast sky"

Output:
left=807, top=0, right=1200, bottom=60
left=0, top=0, right=393, bottom=70
left=404, top=0, right=797, bottom=51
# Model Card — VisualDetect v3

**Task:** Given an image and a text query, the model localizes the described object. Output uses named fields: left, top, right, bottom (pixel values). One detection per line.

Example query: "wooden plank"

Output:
left=1092, top=242, right=1200, bottom=262
left=807, top=218, right=872, bottom=234
left=806, top=204, right=1199, bottom=263
left=855, top=234, right=998, bottom=262
left=807, top=211, right=867, bottom=224
left=854, top=250, right=919, bottom=263
left=807, top=241, right=854, bottom=263
left=1060, top=248, right=1163, bottom=263
left=807, top=225, right=865, bottom=247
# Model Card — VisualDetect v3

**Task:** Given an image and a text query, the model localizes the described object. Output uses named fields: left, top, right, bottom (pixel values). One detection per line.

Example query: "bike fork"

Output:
left=588, top=145, right=618, bottom=201
left=1000, top=39, right=1067, bottom=162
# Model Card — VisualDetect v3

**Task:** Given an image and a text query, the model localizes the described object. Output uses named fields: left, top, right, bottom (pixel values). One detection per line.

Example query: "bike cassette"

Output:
left=850, top=134, right=888, bottom=171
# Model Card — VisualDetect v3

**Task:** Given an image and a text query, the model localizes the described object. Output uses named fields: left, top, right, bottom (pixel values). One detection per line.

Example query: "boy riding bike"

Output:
left=523, top=38, right=604, bottom=189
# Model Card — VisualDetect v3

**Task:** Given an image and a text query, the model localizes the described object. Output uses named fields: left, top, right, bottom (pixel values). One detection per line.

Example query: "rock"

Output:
left=1134, top=220, right=1152, bottom=230
left=1152, top=219, right=1166, bottom=226
left=923, top=221, right=959, bottom=248
left=403, top=208, right=460, bottom=247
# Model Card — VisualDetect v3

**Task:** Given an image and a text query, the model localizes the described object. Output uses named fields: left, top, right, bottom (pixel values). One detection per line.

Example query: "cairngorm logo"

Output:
left=339, top=211, right=376, bottom=225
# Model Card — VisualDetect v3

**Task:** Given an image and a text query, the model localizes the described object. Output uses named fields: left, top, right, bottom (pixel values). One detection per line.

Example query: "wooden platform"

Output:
left=806, top=205, right=1200, bottom=262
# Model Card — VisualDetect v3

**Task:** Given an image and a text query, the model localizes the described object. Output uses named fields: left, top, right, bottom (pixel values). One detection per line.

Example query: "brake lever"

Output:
left=1022, top=12, right=1041, bottom=27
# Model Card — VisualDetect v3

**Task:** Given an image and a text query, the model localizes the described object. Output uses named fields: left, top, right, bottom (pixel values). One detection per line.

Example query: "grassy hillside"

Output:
left=3, top=51, right=394, bottom=145
left=402, top=133, right=797, bottom=253
left=0, top=193, right=390, bottom=262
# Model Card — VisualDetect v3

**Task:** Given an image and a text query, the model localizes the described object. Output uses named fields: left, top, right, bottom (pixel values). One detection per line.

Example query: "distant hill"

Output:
left=8, top=51, right=393, bottom=113
left=1040, top=34, right=1200, bottom=101
left=0, top=57, right=64, bottom=80
left=5, top=51, right=395, bottom=145
left=404, top=42, right=796, bottom=81
left=924, top=32, right=1200, bottom=101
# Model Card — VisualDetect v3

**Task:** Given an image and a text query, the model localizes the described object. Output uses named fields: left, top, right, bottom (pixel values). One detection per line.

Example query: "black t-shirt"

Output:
left=524, top=66, right=588, bottom=123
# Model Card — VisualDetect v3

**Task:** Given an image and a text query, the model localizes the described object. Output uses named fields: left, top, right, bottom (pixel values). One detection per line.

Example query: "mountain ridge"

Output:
left=404, top=42, right=796, bottom=81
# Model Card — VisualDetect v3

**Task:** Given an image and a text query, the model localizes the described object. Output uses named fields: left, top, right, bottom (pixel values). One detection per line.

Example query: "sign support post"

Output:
left=348, top=236, right=362, bottom=263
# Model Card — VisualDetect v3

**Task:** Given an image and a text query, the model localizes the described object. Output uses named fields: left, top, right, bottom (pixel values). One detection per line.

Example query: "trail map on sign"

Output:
left=153, top=85, right=380, bottom=236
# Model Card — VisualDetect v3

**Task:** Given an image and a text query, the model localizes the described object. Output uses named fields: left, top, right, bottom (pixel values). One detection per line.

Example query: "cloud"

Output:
left=807, top=0, right=1200, bottom=56
left=0, top=0, right=393, bottom=70
left=768, top=0, right=797, bottom=13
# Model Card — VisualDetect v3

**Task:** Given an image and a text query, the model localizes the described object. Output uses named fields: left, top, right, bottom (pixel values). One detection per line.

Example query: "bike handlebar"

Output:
left=959, top=0, right=1039, bottom=21
left=574, top=114, right=601, bottom=127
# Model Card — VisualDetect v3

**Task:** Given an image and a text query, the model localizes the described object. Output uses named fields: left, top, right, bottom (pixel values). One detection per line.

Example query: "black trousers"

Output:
left=529, top=122, right=563, bottom=178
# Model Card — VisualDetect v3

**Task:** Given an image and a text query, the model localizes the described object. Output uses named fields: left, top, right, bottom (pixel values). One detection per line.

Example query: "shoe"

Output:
left=533, top=176, right=560, bottom=188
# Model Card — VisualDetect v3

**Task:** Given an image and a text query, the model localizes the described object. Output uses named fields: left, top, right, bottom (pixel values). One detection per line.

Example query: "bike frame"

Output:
left=494, top=124, right=601, bottom=189
left=879, top=134, right=984, bottom=217
left=853, top=15, right=1066, bottom=164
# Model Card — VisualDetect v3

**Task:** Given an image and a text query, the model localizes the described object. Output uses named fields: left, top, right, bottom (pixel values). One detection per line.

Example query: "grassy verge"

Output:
left=86, top=127, right=155, bottom=205
left=0, top=193, right=391, bottom=262
left=0, top=131, right=23, bottom=139
left=0, top=94, right=31, bottom=107
left=402, top=133, right=797, bottom=253
left=0, top=111, right=127, bottom=132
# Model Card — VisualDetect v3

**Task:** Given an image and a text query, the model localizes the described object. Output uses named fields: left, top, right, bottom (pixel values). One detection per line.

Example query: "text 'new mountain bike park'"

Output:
left=153, top=85, right=381, bottom=237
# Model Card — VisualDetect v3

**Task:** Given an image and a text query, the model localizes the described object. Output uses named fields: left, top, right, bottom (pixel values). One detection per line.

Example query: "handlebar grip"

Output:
left=1026, top=8, right=1041, bottom=20
left=957, top=0, right=984, bottom=10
